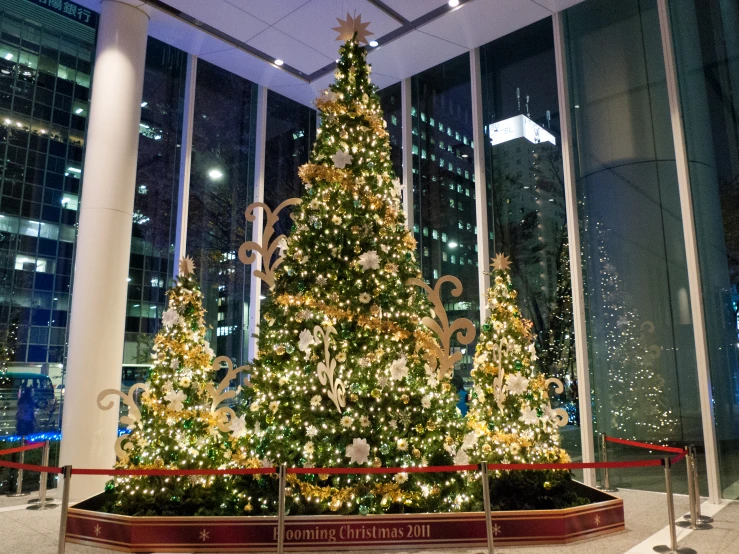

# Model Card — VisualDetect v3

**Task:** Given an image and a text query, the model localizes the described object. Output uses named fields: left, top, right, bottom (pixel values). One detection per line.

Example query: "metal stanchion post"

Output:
left=7, top=437, right=30, bottom=497
left=598, top=433, right=618, bottom=492
left=480, top=462, right=495, bottom=554
left=678, top=446, right=709, bottom=530
left=28, top=441, right=56, bottom=510
left=656, top=457, right=679, bottom=554
left=690, top=446, right=712, bottom=525
left=57, top=466, right=72, bottom=554
left=277, top=465, right=286, bottom=554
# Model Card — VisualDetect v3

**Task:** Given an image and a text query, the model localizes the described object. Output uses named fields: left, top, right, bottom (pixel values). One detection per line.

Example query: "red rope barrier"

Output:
left=0, top=459, right=62, bottom=474
left=0, top=442, right=45, bottom=457
left=604, top=435, right=685, bottom=454
left=71, top=467, right=276, bottom=476
left=288, top=464, right=478, bottom=475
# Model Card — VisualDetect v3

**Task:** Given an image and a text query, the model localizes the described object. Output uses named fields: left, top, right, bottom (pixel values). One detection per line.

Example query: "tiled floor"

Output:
left=0, top=487, right=733, bottom=553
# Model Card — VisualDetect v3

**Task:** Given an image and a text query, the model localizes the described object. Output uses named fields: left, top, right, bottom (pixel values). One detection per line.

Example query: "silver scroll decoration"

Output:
left=97, top=383, right=149, bottom=462
left=408, top=275, right=476, bottom=381
left=545, top=377, right=570, bottom=427
left=207, top=355, right=249, bottom=432
left=238, top=198, right=302, bottom=289
left=313, top=324, right=346, bottom=413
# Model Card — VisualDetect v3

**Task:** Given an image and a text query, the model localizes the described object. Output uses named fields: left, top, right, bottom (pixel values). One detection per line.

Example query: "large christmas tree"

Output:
left=237, top=19, right=463, bottom=514
left=104, top=258, right=246, bottom=516
left=462, top=253, right=569, bottom=466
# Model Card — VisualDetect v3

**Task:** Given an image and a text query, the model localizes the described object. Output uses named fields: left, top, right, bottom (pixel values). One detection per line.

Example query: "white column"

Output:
left=657, top=0, right=721, bottom=503
left=400, top=77, right=413, bottom=232
left=470, top=48, right=491, bottom=323
left=247, top=86, right=268, bottom=361
left=553, top=12, right=596, bottom=486
left=60, top=0, right=149, bottom=499
left=173, top=54, right=197, bottom=279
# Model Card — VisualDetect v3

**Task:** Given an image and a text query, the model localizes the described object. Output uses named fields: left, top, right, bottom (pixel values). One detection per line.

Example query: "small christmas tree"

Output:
left=239, top=19, right=463, bottom=515
left=105, top=258, right=245, bottom=516
left=462, top=253, right=569, bottom=466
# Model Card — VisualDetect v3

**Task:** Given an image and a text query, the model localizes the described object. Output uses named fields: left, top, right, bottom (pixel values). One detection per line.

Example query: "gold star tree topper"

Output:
left=332, top=13, right=373, bottom=45
left=491, top=253, right=512, bottom=271
left=179, top=256, right=195, bottom=275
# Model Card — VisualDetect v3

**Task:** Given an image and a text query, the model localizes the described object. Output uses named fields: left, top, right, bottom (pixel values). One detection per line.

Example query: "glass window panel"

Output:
left=412, top=53, right=478, bottom=379
left=670, top=0, right=739, bottom=499
left=187, top=60, right=257, bottom=366
left=564, top=0, right=700, bottom=493
left=480, top=18, right=579, bottom=454
left=122, top=38, right=186, bottom=366
left=378, top=83, right=402, bottom=178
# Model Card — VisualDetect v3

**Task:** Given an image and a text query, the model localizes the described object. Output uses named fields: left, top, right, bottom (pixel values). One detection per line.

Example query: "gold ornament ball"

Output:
left=371, top=388, right=382, bottom=399
left=543, top=481, right=552, bottom=490
left=442, top=382, right=451, bottom=392
left=401, top=394, right=410, bottom=404
left=482, top=443, right=492, bottom=454
left=415, top=424, right=424, bottom=434
left=485, top=341, right=494, bottom=351
left=372, top=457, right=382, bottom=468
left=350, top=393, right=359, bottom=402
left=511, top=290, right=518, bottom=298
left=275, top=345, right=286, bottom=356
left=265, top=415, right=274, bottom=424
left=495, top=276, right=503, bottom=284
left=444, top=436, right=454, bottom=446
left=412, top=448, right=421, bottom=459
left=244, top=503, right=253, bottom=512
left=354, top=244, right=362, bottom=253
left=426, top=419, right=436, bottom=431
left=291, top=414, right=301, bottom=424
left=431, top=485, right=441, bottom=496
left=370, top=305, right=381, bottom=316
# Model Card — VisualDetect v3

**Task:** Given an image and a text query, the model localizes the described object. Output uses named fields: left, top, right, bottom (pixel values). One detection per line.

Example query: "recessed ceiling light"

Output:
left=74, top=108, right=83, bottom=114
left=274, top=59, right=284, bottom=66
left=4, top=53, right=12, bottom=60
left=369, top=40, right=378, bottom=47
left=448, top=0, right=460, bottom=6
left=141, top=101, right=148, bottom=107
left=208, top=168, right=224, bottom=180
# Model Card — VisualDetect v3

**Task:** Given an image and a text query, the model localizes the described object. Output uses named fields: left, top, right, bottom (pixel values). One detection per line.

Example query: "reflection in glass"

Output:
left=188, top=61, right=257, bottom=367
left=565, top=0, right=700, bottom=492
left=670, top=0, right=739, bottom=499
left=480, top=18, right=578, bottom=451
left=411, top=53, right=478, bottom=380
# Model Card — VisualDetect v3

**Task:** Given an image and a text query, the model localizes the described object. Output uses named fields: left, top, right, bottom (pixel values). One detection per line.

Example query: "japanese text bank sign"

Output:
left=26, top=0, right=97, bottom=28
left=489, top=114, right=556, bottom=147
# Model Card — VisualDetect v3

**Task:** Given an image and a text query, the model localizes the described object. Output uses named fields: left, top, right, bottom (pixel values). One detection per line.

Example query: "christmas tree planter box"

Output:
left=65, top=484, right=624, bottom=552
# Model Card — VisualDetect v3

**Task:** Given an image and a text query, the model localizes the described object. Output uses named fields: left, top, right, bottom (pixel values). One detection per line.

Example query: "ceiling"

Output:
left=73, top=0, right=586, bottom=106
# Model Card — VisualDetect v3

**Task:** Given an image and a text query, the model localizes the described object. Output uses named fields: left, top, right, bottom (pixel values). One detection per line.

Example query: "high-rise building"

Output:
left=0, top=0, right=95, bottom=389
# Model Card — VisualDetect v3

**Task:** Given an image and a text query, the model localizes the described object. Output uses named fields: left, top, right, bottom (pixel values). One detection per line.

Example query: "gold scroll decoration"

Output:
left=407, top=275, right=476, bottom=381
left=207, top=355, right=249, bottom=432
left=238, top=198, right=302, bottom=289
left=313, top=324, right=345, bottom=413
left=97, top=383, right=149, bottom=462
left=491, top=338, right=509, bottom=411
left=545, top=377, right=570, bottom=428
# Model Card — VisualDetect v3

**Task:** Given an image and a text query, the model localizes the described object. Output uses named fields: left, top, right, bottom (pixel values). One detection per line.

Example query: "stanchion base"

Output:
left=681, top=513, right=713, bottom=524
left=28, top=497, right=53, bottom=504
left=27, top=503, right=58, bottom=511
left=652, top=546, right=697, bottom=554
left=6, top=492, right=30, bottom=497
left=65, top=482, right=625, bottom=552
left=597, top=486, right=619, bottom=493
left=675, top=520, right=712, bottom=530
